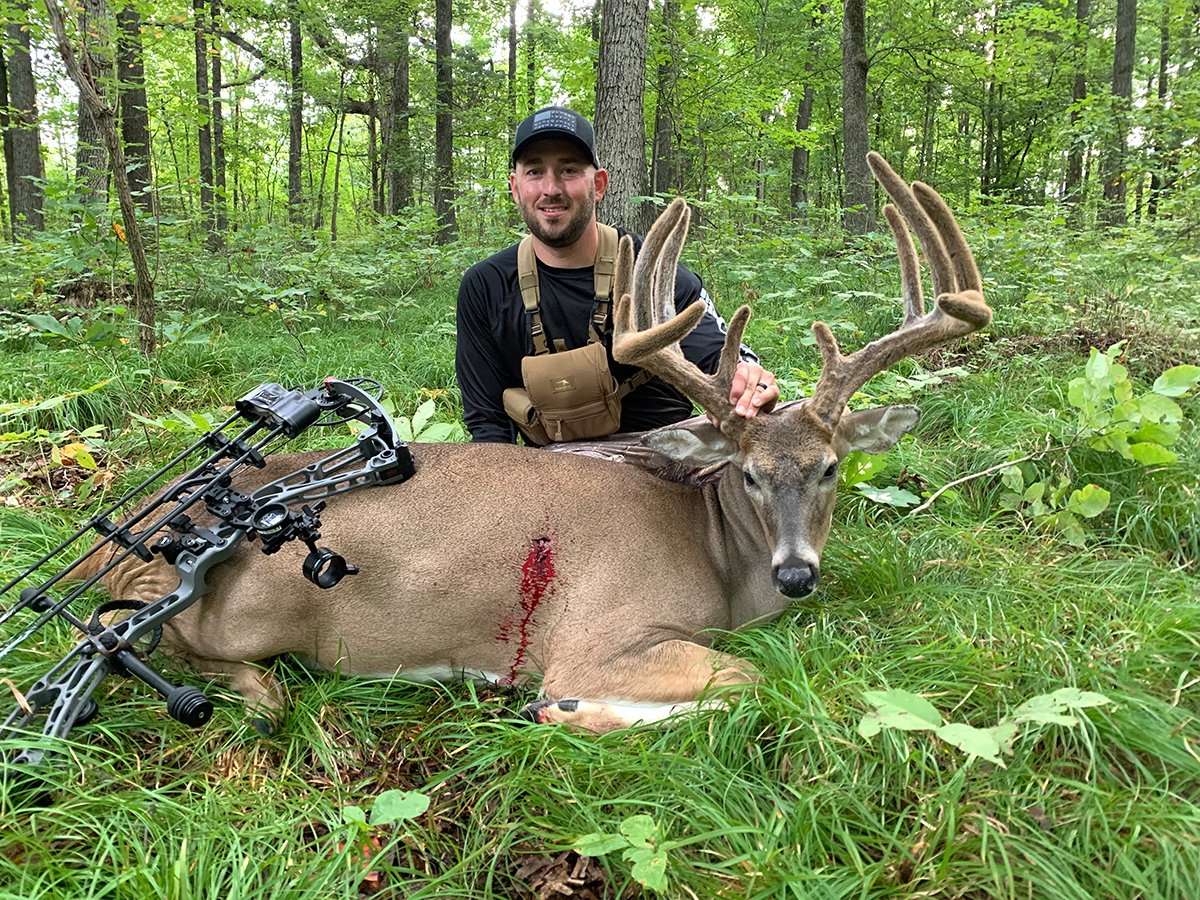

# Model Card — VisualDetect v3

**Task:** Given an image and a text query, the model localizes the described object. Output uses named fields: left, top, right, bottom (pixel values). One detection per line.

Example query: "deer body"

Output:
left=94, top=154, right=992, bottom=732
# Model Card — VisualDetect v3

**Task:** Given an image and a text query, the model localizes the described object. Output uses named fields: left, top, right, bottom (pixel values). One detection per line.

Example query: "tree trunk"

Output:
left=841, top=0, right=873, bottom=233
left=387, top=22, right=411, bottom=212
left=433, top=0, right=457, bottom=242
left=194, top=0, right=215, bottom=240
left=1, top=48, right=15, bottom=239
left=1064, top=0, right=1090, bottom=215
left=790, top=84, right=814, bottom=215
left=1100, top=0, right=1137, bottom=227
left=75, top=0, right=112, bottom=206
left=526, top=0, right=538, bottom=113
left=595, top=0, right=649, bottom=233
left=5, top=0, right=45, bottom=235
left=508, top=0, right=517, bottom=141
left=210, top=0, right=226, bottom=243
left=331, top=106, right=346, bottom=241
left=45, top=0, right=154, bottom=353
left=116, top=5, right=153, bottom=213
left=651, top=0, right=679, bottom=195
left=1147, top=2, right=1170, bottom=218
left=288, top=2, right=304, bottom=225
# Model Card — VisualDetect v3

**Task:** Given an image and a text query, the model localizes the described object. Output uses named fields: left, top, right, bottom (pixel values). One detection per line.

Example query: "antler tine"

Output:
left=807, top=155, right=992, bottom=428
left=612, top=199, right=752, bottom=435
left=867, top=152, right=955, bottom=300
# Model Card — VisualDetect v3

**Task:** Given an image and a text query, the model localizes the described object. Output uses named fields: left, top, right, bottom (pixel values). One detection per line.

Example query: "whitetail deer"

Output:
left=92, top=154, right=990, bottom=733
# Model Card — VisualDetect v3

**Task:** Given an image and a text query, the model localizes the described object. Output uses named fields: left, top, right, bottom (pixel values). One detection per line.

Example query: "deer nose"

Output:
left=773, top=561, right=819, bottom=598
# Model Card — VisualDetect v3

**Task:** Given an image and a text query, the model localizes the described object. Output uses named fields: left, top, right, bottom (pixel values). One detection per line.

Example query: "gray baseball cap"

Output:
left=511, top=106, right=600, bottom=168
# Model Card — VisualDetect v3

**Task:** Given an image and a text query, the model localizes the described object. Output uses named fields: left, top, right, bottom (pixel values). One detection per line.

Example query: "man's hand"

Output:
left=730, top=361, right=779, bottom=419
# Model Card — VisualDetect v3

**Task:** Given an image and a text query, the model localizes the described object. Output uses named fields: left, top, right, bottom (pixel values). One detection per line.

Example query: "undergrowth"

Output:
left=0, top=206, right=1197, bottom=898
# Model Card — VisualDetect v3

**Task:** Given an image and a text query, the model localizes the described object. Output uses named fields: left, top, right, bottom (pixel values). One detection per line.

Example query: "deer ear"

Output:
left=838, top=405, right=920, bottom=453
left=643, top=419, right=739, bottom=465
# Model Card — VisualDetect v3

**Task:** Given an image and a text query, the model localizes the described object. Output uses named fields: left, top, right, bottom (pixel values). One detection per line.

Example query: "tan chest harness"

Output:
left=501, top=223, right=651, bottom=445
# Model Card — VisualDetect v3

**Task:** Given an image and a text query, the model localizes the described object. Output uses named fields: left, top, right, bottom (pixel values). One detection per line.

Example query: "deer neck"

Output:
left=712, top=470, right=789, bottom=629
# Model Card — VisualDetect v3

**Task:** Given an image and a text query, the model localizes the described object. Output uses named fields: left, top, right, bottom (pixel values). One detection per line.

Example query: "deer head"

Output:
left=612, top=153, right=991, bottom=600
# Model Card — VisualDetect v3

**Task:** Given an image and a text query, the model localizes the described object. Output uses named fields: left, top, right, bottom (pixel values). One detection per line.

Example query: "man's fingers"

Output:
left=729, top=365, right=779, bottom=418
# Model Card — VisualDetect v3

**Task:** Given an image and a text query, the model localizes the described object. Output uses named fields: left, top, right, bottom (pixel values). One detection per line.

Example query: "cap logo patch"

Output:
left=533, top=110, right=578, bottom=134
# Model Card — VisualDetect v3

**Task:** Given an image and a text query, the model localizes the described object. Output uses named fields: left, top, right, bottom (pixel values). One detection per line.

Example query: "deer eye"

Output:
left=743, top=470, right=757, bottom=489
left=823, top=463, right=838, bottom=479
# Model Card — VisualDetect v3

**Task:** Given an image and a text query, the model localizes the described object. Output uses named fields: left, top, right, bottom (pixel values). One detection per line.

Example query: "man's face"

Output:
left=510, top=138, right=608, bottom=248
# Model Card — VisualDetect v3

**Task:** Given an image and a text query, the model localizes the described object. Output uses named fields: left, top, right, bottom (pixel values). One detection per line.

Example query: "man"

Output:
left=456, top=106, right=779, bottom=444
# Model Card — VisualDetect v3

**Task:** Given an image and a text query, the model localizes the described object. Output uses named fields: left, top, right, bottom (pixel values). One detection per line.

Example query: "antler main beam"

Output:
left=612, top=198, right=751, bottom=435
left=808, top=152, right=992, bottom=427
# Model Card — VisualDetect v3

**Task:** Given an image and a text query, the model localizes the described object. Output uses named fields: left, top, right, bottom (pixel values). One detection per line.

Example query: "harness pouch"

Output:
left=520, top=340, right=621, bottom=444
left=502, top=387, right=551, bottom=446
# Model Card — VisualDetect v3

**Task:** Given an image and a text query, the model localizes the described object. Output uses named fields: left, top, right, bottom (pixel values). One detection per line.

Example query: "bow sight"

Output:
left=0, top=377, right=414, bottom=766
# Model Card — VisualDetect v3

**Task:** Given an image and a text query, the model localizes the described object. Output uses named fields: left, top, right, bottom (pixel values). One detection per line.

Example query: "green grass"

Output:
left=1, top=217, right=1198, bottom=898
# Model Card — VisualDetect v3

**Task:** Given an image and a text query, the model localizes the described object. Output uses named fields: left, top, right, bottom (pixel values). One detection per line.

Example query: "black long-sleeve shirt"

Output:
left=455, top=230, right=756, bottom=443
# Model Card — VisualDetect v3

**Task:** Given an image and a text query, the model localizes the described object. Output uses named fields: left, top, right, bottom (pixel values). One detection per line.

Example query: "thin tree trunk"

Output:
left=288, top=1, right=304, bottom=225
left=1100, top=0, right=1137, bottom=227
left=116, top=5, right=153, bottom=214
left=210, top=0, right=226, bottom=243
left=433, top=0, right=457, bottom=241
left=331, top=106, right=346, bottom=241
left=790, top=84, right=814, bottom=215
left=45, top=0, right=154, bottom=352
left=1, top=48, right=15, bottom=239
left=75, top=0, right=112, bottom=206
left=595, top=0, right=650, bottom=233
left=194, top=0, right=215, bottom=240
left=386, top=21, right=411, bottom=212
left=1147, top=3, right=1170, bottom=218
left=314, top=75, right=343, bottom=230
left=526, top=0, right=539, bottom=113
left=841, top=0, right=873, bottom=233
left=5, top=0, right=45, bottom=235
left=651, top=0, right=679, bottom=195
left=1065, top=0, right=1090, bottom=218
left=508, top=0, right=517, bottom=141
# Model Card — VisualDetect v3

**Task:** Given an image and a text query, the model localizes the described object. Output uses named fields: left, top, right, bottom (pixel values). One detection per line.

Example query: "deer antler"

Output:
left=807, top=152, right=992, bottom=428
left=611, top=198, right=751, bottom=435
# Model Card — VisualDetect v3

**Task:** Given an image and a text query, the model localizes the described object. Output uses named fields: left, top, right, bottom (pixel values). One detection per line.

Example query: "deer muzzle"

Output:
left=772, top=559, right=819, bottom=598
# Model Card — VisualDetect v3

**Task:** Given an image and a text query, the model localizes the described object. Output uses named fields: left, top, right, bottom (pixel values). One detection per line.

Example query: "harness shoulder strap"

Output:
left=589, top=222, right=619, bottom=343
left=517, top=236, right=549, bottom=355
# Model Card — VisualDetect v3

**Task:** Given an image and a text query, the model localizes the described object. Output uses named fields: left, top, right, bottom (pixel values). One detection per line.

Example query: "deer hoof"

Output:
left=519, top=698, right=578, bottom=724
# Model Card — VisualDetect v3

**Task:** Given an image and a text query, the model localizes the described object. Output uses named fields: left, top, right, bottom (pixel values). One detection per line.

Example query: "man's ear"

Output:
left=837, top=405, right=920, bottom=454
left=508, top=171, right=519, bottom=205
left=594, top=167, right=609, bottom=202
left=642, top=418, right=739, bottom=465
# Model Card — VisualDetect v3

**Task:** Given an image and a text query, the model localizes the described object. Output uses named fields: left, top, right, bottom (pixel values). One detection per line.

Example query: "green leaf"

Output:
left=411, top=399, right=436, bottom=437
left=1043, top=687, right=1111, bottom=710
left=1130, top=421, right=1180, bottom=446
left=395, top=417, right=414, bottom=442
left=416, top=422, right=458, bottom=443
left=73, top=447, right=98, bottom=470
left=1128, top=442, right=1177, bottom=465
left=1085, top=348, right=1110, bottom=382
left=840, top=450, right=887, bottom=486
left=935, top=723, right=1004, bottom=765
left=1000, top=465, right=1024, bottom=493
left=1138, top=393, right=1183, bottom=424
left=24, top=314, right=74, bottom=339
left=1151, top=365, right=1200, bottom=397
left=1022, top=481, right=1046, bottom=504
left=370, top=789, right=430, bottom=825
left=861, top=689, right=943, bottom=731
left=857, top=712, right=883, bottom=738
left=989, top=721, right=1020, bottom=755
left=1066, top=377, right=1088, bottom=409
left=619, top=814, right=658, bottom=849
left=626, top=848, right=668, bottom=892
left=1054, top=510, right=1087, bottom=547
left=574, top=832, right=629, bottom=857
left=855, top=483, right=921, bottom=507
left=1067, top=484, right=1110, bottom=518
left=341, top=805, right=367, bottom=825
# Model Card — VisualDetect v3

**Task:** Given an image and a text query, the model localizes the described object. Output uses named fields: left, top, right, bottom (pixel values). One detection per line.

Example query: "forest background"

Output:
left=1, top=0, right=1199, bottom=897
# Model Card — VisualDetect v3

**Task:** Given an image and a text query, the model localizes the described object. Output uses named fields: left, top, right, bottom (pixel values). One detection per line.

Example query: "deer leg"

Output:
left=528, top=639, right=757, bottom=733
left=184, top=656, right=287, bottom=736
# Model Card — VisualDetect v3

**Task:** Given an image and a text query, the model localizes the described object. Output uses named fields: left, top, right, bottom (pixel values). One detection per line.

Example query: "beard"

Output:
left=519, top=188, right=596, bottom=248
